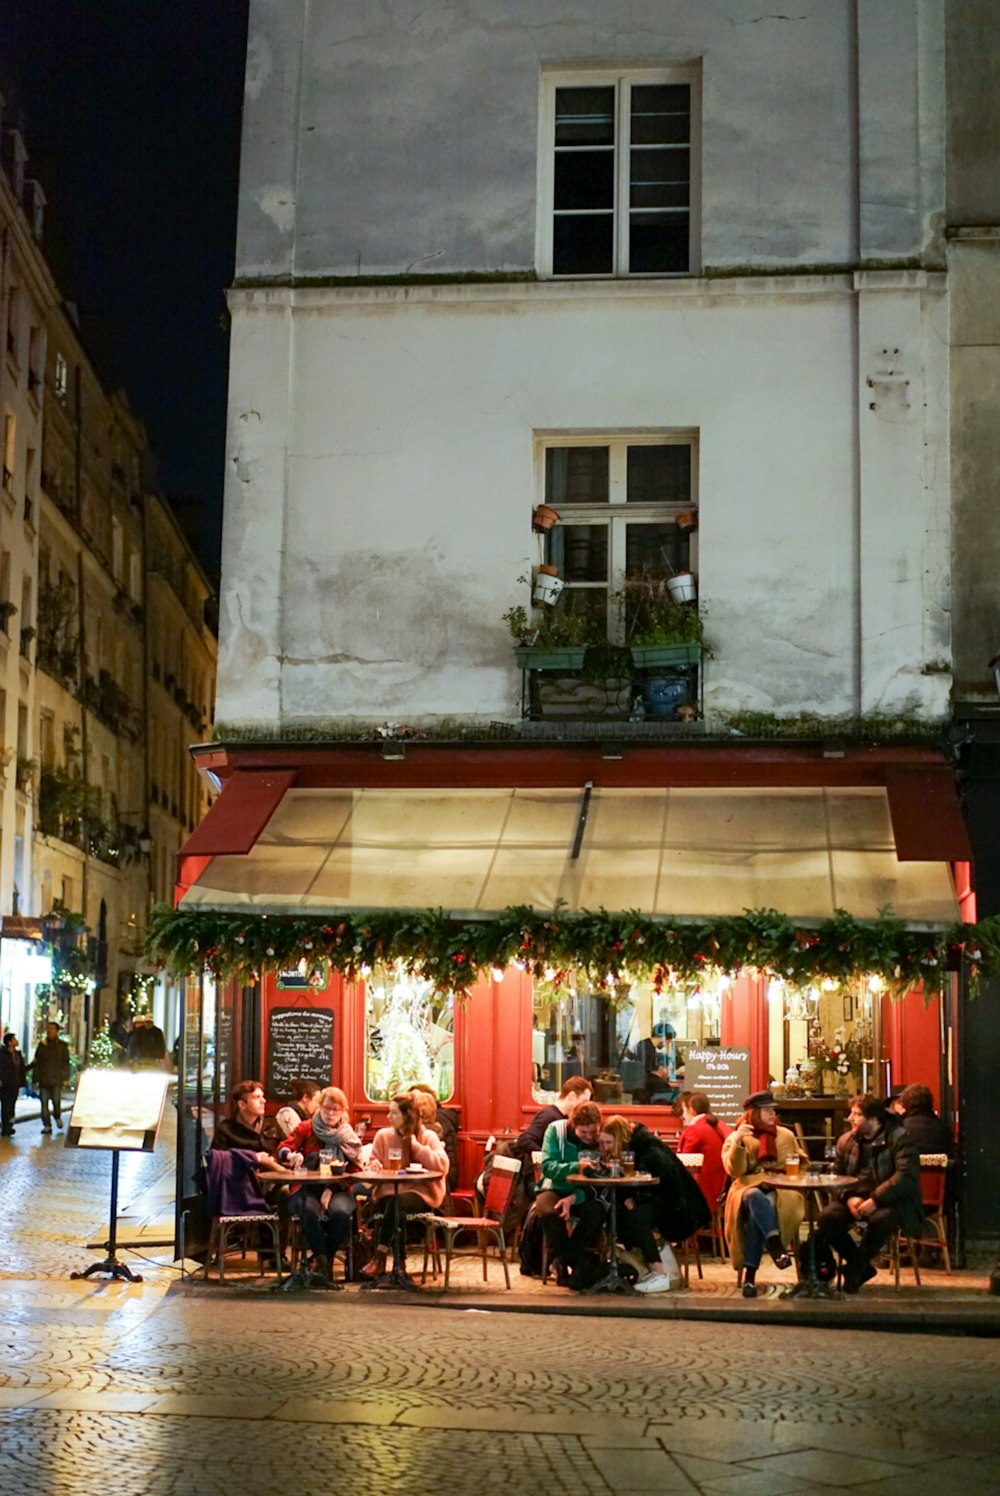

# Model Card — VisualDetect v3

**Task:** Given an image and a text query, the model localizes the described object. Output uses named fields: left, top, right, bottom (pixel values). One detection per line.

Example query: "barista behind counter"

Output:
left=635, top=1022, right=684, bottom=1105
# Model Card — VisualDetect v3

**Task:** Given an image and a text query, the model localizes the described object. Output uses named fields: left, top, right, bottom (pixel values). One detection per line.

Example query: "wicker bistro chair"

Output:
left=202, top=1152, right=283, bottom=1285
left=889, top=1155, right=952, bottom=1285
left=417, top=1155, right=521, bottom=1289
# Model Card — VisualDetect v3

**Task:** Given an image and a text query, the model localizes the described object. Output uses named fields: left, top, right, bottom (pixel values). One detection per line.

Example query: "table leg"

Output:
left=584, top=1189, right=633, bottom=1296
left=362, top=1180, right=423, bottom=1292
left=784, top=1189, right=843, bottom=1299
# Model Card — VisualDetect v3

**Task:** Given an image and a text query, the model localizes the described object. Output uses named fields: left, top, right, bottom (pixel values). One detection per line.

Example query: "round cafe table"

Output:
left=764, top=1170, right=858, bottom=1298
left=567, top=1172, right=659, bottom=1294
left=350, top=1169, right=443, bottom=1291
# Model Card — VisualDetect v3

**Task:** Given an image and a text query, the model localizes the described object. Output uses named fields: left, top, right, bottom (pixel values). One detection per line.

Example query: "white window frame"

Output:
left=534, top=430, right=699, bottom=641
left=537, top=66, right=701, bottom=279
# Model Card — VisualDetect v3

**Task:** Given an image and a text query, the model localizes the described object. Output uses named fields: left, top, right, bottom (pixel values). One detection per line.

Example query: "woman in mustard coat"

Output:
left=722, top=1090, right=805, bottom=1296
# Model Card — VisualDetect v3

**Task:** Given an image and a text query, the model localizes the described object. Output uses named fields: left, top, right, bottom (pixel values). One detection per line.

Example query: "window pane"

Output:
left=629, top=213, right=689, bottom=273
left=553, top=214, right=614, bottom=275
left=627, top=444, right=691, bottom=504
left=364, top=964, right=455, bottom=1101
left=625, top=522, right=687, bottom=577
left=630, top=147, right=690, bottom=209
left=555, top=86, right=615, bottom=146
left=530, top=978, right=720, bottom=1104
left=554, top=150, right=615, bottom=211
left=554, top=524, right=608, bottom=583
left=545, top=446, right=609, bottom=506
left=630, top=84, right=690, bottom=145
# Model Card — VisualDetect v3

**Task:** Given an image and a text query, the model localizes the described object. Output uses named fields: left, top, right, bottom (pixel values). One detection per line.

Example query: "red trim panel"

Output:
left=178, top=769, right=296, bottom=857
left=885, top=767, right=971, bottom=861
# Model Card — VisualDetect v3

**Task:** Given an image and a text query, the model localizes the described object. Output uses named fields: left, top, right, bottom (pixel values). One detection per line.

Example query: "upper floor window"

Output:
left=539, top=434, right=697, bottom=640
left=54, top=352, right=68, bottom=402
left=540, top=69, right=699, bottom=278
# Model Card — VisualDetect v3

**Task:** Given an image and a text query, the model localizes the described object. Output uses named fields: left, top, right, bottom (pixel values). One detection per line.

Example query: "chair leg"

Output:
left=444, top=1227, right=457, bottom=1290
left=421, top=1226, right=433, bottom=1284
left=480, top=1227, right=488, bottom=1282
left=935, top=1217, right=952, bottom=1274
left=498, top=1229, right=511, bottom=1290
left=218, top=1222, right=228, bottom=1283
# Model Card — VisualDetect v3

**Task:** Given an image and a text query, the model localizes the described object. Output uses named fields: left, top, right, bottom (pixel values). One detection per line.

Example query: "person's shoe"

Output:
left=360, top=1253, right=388, bottom=1280
left=742, top=1282, right=758, bottom=1298
left=41, top=1127, right=51, bottom=1134
left=843, top=1261, right=878, bottom=1295
left=766, top=1233, right=792, bottom=1271
left=54, top=1118, right=63, bottom=1131
left=635, top=1272, right=673, bottom=1294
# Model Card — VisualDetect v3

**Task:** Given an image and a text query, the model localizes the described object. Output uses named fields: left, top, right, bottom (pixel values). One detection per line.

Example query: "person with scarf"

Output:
left=721, top=1089, right=805, bottom=1297
left=276, top=1085, right=362, bottom=1284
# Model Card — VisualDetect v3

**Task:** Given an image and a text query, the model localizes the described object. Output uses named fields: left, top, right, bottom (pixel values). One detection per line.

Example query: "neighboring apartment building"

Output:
left=177, top=2, right=997, bottom=1241
left=0, top=94, right=217, bottom=1058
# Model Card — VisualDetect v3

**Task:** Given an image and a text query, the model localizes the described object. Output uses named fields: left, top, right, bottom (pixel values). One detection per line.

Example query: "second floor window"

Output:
left=541, top=69, right=698, bottom=277
left=541, top=435, right=697, bottom=640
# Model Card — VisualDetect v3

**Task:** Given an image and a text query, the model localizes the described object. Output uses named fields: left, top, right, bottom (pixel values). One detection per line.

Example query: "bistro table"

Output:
left=764, top=1170, right=858, bottom=1298
left=258, top=1166, right=353, bottom=1292
left=351, top=1169, right=443, bottom=1291
left=567, top=1172, right=659, bottom=1295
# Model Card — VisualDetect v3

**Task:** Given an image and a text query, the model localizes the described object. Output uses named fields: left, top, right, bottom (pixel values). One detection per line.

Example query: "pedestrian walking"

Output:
left=30, top=1022, right=72, bottom=1133
left=1, top=1032, right=28, bottom=1137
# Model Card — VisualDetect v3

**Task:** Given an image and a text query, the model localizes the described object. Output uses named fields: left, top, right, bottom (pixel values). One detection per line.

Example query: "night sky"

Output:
left=0, top=1, right=250, bottom=579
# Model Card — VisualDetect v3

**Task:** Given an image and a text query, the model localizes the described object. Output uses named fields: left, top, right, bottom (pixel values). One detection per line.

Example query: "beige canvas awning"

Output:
left=178, top=785, right=958, bottom=924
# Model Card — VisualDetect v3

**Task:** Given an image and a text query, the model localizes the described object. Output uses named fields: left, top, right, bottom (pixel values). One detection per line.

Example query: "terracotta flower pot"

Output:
left=675, top=509, right=697, bottom=532
left=532, top=504, right=560, bottom=532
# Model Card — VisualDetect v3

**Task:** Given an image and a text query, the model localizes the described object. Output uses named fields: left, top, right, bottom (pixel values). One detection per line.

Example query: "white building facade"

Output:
left=218, top=0, right=951, bottom=735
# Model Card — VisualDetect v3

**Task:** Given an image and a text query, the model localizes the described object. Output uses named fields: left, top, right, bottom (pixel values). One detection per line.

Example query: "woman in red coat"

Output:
left=677, top=1092, right=730, bottom=1214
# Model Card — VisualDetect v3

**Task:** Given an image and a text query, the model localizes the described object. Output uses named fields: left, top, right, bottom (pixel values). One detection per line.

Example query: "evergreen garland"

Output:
left=146, top=901, right=997, bottom=999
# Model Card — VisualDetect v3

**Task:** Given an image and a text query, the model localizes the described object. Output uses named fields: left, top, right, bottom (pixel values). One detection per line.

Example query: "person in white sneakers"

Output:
left=599, top=1115, right=709, bottom=1294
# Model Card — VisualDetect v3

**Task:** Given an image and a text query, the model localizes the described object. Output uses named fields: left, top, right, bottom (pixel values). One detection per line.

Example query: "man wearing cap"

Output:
left=814, top=1093, right=924, bottom=1293
left=637, top=1020, right=682, bottom=1104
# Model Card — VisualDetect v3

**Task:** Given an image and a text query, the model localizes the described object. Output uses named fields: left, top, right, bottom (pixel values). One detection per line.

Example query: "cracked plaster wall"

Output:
left=217, top=278, right=950, bottom=729
left=237, top=0, right=944, bottom=280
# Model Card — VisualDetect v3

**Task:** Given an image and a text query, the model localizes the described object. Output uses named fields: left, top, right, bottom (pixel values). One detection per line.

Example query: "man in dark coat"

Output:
left=896, top=1084, right=953, bottom=1157
left=815, top=1093, right=924, bottom=1293
left=1, top=1033, right=28, bottom=1136
left=30, top=1022, right=72, bottom=1132
left=128, top=1015, right=167, bottom=1069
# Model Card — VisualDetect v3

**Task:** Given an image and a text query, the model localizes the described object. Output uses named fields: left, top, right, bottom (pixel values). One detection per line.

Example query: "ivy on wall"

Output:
left=147, top=902, right=997, bottom=999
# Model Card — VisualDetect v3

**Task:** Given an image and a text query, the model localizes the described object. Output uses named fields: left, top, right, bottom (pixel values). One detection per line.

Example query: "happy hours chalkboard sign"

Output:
left=683, top=1046, right=751, bottom=1124
left=266, top=1006, right=334, bottom=1100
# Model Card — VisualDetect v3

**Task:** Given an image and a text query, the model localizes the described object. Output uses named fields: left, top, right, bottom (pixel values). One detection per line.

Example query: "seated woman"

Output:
left=363, top=1091, right=449, bottom=1278
left=721, top=1090, right=804, bottom=1298
left=678, top=1091, right=731, bottom=1216
left=276, top=1085, right=361, bottom=1285
left=599, top=1115, right=711, bottom=1294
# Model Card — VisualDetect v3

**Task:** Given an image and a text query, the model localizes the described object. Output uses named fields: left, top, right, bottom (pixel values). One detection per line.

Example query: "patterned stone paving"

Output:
left=2, top=1096, right=999, bottom=1494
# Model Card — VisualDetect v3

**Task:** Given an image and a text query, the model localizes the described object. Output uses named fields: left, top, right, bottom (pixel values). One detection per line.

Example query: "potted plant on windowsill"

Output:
left=503, top=599, right=595, bottom=671
left=621, top=570, right=709, bottom=669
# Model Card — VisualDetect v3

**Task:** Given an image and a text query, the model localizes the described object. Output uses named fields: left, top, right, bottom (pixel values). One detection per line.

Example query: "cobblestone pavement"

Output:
left=1, top=1101, right=999, bottom=1494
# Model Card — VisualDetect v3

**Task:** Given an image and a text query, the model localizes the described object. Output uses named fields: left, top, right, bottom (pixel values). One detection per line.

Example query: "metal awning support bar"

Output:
left=571, top=780, right=593, bottom=861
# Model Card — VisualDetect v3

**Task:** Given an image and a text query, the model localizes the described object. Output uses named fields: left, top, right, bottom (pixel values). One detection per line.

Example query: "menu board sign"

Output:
left=683, top=1046, right=751, bottom=1123
left=266, top=1006, right=334, bottom=1099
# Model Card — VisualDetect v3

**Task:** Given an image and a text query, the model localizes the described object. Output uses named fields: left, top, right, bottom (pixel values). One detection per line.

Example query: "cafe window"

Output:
left=364, top=963, right=455, bottom=1102
left=531, top=975, right=722, bottom=1105
left=767, top=978, right=877, bottom=1098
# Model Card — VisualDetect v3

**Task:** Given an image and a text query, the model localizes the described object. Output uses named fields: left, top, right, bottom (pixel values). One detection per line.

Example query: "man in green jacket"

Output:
left=535, top=1100, right=605, bottom=1288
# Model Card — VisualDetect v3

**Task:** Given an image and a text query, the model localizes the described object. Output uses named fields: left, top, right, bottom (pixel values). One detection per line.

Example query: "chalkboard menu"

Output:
left=266, top=1006, right=334, bottom=1100
left=683, top=1046, right=751, bottom=1123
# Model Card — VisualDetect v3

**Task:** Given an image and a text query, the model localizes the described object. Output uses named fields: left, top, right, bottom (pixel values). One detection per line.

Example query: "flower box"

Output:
left=630, top=643, right=701, bottom=669
left=515, top=645, right=587, bottom=671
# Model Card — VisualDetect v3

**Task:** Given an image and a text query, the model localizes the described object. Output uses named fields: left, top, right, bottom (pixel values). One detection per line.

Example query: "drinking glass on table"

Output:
left=785, top=1152, right=802, bottom=1179
left=621, top=1151, right=636, bottom=1178
left=578, top=1149, right=599, bottom=1172
left=320, top=1148, right=335, bottom=1176
left=824, top=1139, right=837, bottom=1176
left=387, top=1141, right=403, bottom=1171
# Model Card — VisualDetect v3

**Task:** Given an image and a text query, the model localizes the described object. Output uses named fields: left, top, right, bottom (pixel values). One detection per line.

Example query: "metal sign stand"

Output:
left=71, top=1149, right=143, bottom=1283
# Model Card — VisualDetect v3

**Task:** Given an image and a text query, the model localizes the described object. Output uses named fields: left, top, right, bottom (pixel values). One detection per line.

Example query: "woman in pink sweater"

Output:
left=362, top=1091, right=450, bottom=1277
